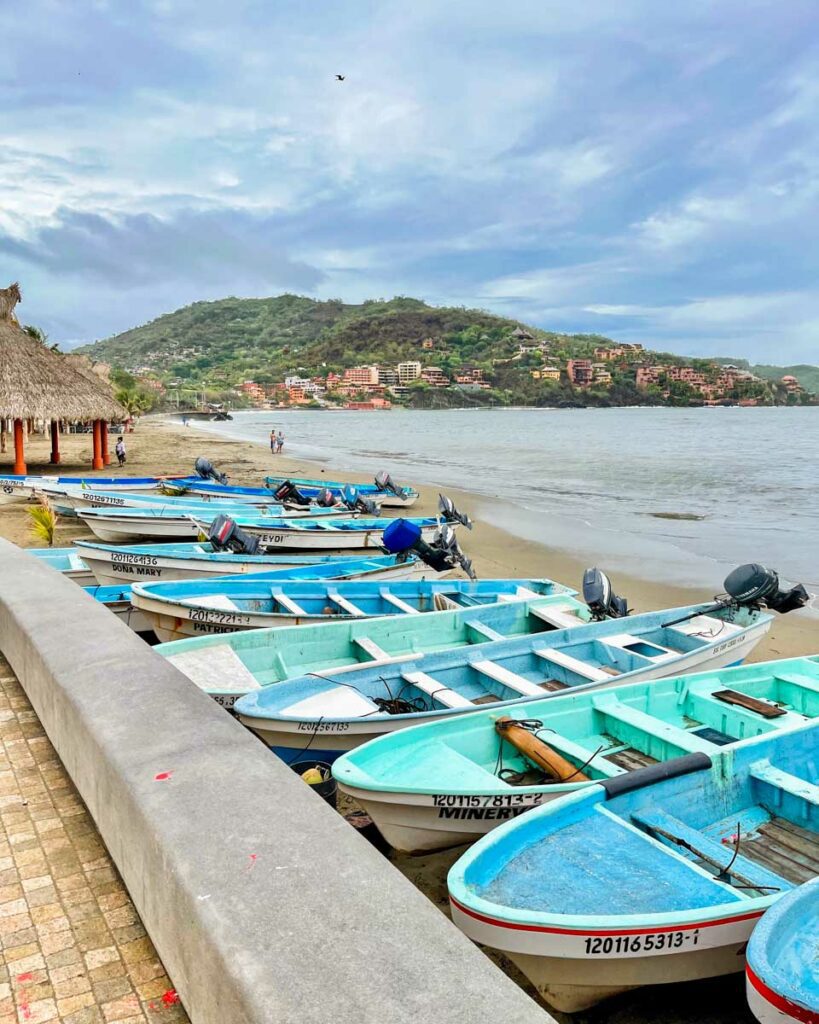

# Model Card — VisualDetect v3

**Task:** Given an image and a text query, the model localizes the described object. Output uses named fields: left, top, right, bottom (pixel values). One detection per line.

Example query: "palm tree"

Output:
left=23, top=324, right=61, bottom=352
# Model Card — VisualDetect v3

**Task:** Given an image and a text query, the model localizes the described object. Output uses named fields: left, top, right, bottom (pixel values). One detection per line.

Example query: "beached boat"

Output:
left=75, top=504, right=350, bottom=543
left=156, top=589, right=584, bottom=708
left=333, top=657, right=819, bottom=853
left=747, top=876, right=819, bottom=1023
left=233, top=602, right=774, bottom=762
left=131, top=555, right=431, bottom=642
left=0, top=474, right=190, bottom=505
left=447, top=720, right=819, bottom=1012
left=73, top=541, right=397, bottom=585
left=165, top=480, right=382, bottom=511
left=27, top=547, right=95, bottom=585
left=38, top=485, right=291, bottom=515
left=264, top=474, right=419, bottom=508
left=85, top=584, right=152, bottom=632
left=186, top=514, right=445, bottom=551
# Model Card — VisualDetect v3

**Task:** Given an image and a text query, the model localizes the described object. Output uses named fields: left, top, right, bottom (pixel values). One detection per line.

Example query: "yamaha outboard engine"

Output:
left=381, top=519, right=475, bottom=579
left=208, top=515, right=261, bottom=555
left=583, top=568, right=630, bottom=620
left=341, top=485, right=378, bottom=516
left=438, top=494, right=473, bottom=529
left=723, top=563, right=808, bottom=614
left=272, top=480, right=311, bottom=507
left=374, top=471, right=402, bottom=497
left=194, top=457, right=228, bottom=486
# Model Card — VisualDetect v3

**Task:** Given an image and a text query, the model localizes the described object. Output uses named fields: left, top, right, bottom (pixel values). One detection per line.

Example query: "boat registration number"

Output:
left=583, top=930, right=700, bottom=956
left=188, top=609, right=252, bottom=625
left=257, top=534, right=286, bottom=545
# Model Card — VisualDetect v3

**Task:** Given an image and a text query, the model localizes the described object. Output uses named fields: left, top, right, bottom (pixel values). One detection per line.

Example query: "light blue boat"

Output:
left=73, top=540, right=391, bottom=585
left=40, top=486, right=289, bottom=516
left=130, top=554, right=430, bottom=642
left=333, top=657, right=819, bottom=853
left=233, top=602, right=774, bottom=762
left=447, top=720, right=819, bottom=1012
left=156, top=588, right=585, bottom=708
left=746, top=876, right=819, bottom=1023
left=28, top=547, right=94, bottom=584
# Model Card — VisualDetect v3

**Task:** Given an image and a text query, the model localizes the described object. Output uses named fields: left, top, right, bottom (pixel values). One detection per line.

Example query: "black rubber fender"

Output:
left=601, top=752, right=712, bottom=799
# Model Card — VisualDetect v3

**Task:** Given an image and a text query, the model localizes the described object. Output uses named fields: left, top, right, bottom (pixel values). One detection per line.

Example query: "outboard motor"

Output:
left=381, top=519, right=475, bottom=579
left=374, top=471, right=402, bottom=497
left=723, top=563, right=808, bottom=614
left=583, top=568, right=630, bottom=620
left=272, top=480, right=311, bottom=507
left=315, top=487, right=339, bottom=508
left=208, top=515, right=261, bottom=555
left=194, top=457, right=228, bottom=486
left=438, top=494, right=473, bottom=529
left=341, top=485, right=378, bottom=516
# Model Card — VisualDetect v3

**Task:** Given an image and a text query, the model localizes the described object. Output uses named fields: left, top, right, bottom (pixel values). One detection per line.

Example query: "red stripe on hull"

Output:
left=747, top=965, right=819, bottom=1024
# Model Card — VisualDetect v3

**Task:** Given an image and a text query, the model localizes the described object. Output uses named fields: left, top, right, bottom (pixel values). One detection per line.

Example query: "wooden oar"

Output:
left=495, top=717, right=590, bottom=782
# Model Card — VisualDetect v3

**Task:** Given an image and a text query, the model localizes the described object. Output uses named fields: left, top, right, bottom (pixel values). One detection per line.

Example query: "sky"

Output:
left=3, top=0, right=819, bottom=362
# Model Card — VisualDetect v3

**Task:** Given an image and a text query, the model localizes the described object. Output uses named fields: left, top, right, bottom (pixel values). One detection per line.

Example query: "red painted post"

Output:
left=50, top=420, right=61, bottom=465
left=92, top=419, right=103, bottom=470
left=101, top=420, right=110, bottom=466
left=13, top=419, right=26, bottom=475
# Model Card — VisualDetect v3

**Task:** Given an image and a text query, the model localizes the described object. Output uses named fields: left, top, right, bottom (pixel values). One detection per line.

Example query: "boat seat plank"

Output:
left=400, top=671, right=472, bottom=709
left=378, top=589, right=420, bottom=615
left=749, top=762, right=819, bottom=806
left=470, top=660, right=545, bottom=697
left=631, top=806, right=790, bottom=893
left=528, top=604, right=586, bottom=630
left=713, top=689, right=787, bottom=718
left=353, top=636, right=391, bottom=661
left=326, top=590, right=366, bottom=617
left=184, top=595, right=241, bottom=612
left=591, top=698, right=718, bottom=754
left=270, top=589, right=308, bottom=616
left=463, top=619, right=506, bottom=643
left=166, top=645, right=261, bottom=693
left=533, top=647, right=612, bottom=682
left=771, top=671, right=819, bottom=693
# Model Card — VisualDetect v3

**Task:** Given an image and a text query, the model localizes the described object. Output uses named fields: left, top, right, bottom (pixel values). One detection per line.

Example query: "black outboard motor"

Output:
left=723, top=563, right=809, bottom=614
left=374, top=471, right=402, bottom=496
left=272, top=480, right=311, bottom=507
left=194, top=457, right=228, bottom=486
left=438, top=494, right=473, bottom=529
left=208, top=515, right=261, bottom=555
left=381, top=519, right=475, bottom=579
left=315, top=487, right=339, bottom=508
left=583, top=568, right=630, bottom=620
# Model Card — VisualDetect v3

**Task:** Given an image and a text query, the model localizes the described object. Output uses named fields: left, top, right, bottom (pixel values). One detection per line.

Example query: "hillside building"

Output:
left=397, top=361, right=422, bottom=384
left=567, top=359, right=594, bottom=387
left=343, top=365, right=379, bottom=387
left=421, top=367, right=450, bottom=387
left=531, top=366, right=561, bottom=382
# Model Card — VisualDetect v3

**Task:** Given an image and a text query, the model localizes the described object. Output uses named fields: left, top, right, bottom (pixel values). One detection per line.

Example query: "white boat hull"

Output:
left=132, top=562, right=421, bottom=642
left=191, top=519, right=439, bottom=551
left=101, top=600, right=153, bottom=634
left=238, top=623, right=768, bottom=759
left=450, top=896, right=763, bottom=1012
left=79, top=514, right=203, bottom=542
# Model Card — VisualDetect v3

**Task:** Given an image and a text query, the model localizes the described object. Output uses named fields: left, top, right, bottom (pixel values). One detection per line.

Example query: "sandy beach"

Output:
left=1, top=415, right=814, bottom=1023
left=2, top=414, right=812, bottom=664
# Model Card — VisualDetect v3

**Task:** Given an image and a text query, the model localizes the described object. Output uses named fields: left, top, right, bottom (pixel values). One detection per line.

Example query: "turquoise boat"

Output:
left=73, top=540, right=391, bottom=585
left=156, top=588, right=584, bottom=707
left=746, top=875, right=819, bottom=1023
left=0, top=474, right=192, bottom=504
left=28, top=547, right=94, bottom=585
left=333, top=657, right=819, bottom=853
left=233, top=602, right=774, bottom=762
left=448, top=720, right=819, bottom=1012
left=40, top=485, right=289, bottom=516
left=84, top=584, right=150, bottom=632
left=130, top=554, right=433, bottom=642
left=264, top=474, right=419, bottom=508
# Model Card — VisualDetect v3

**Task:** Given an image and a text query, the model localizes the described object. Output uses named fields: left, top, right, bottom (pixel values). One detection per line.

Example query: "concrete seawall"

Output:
left=0, top=540, right=551, bottom=1024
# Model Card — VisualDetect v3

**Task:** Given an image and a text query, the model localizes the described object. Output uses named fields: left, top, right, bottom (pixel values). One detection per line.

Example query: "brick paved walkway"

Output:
left=0, top=655, right=190, bottom=1024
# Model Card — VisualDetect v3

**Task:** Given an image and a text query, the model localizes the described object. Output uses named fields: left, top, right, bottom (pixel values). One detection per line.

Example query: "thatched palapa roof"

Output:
left=0, top=283, right=124, bottom=421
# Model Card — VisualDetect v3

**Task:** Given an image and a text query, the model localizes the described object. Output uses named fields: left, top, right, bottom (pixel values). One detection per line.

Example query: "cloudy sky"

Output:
left=3, top=0, right=819, bottom=360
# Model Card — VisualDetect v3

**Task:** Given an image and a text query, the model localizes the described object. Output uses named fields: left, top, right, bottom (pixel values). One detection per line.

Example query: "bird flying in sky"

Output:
left=335, top=74, right=345, bottom=81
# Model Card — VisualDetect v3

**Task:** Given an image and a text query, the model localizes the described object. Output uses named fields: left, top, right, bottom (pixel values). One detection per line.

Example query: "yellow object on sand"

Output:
left=301, top=767, right=325, bottom=785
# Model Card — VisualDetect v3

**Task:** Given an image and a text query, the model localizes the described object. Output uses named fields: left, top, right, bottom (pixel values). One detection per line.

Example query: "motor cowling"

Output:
left=723, top=563, right=808, bottom=614
left=583, top=568, right=629, bottom=620
left=315, top=487, right=339, bottom=508
left=194, top=457, right=228, bottom=485
left=374, top=471, right=402, bottom=496
left=381, top=519, right=475, bottom=578
left=438, top=494, right=473, bottom=529
left=208, top=515, right=260, bottom=555
left=342, top=486, right=377, bottom=515
left=272, top=480, right=311, bottom=507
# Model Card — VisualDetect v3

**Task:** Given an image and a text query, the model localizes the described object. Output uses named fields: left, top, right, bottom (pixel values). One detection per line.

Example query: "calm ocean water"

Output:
left=193, top=407, right=819, bottom=595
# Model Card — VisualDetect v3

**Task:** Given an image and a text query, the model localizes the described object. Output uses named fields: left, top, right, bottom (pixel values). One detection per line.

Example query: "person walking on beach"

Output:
left=275, top=431, right=285, bottom=454
left=115, top=436, right=126, bottom=466
left=270, top=429, right=276, bottom=453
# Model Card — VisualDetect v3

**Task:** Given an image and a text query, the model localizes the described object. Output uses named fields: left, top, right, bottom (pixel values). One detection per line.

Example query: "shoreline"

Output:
left=0, top=414, right=814, bottom=662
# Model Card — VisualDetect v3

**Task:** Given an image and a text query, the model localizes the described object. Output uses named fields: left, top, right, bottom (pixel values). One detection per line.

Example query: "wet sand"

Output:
left=0, top=415, right=811, bottom=1022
